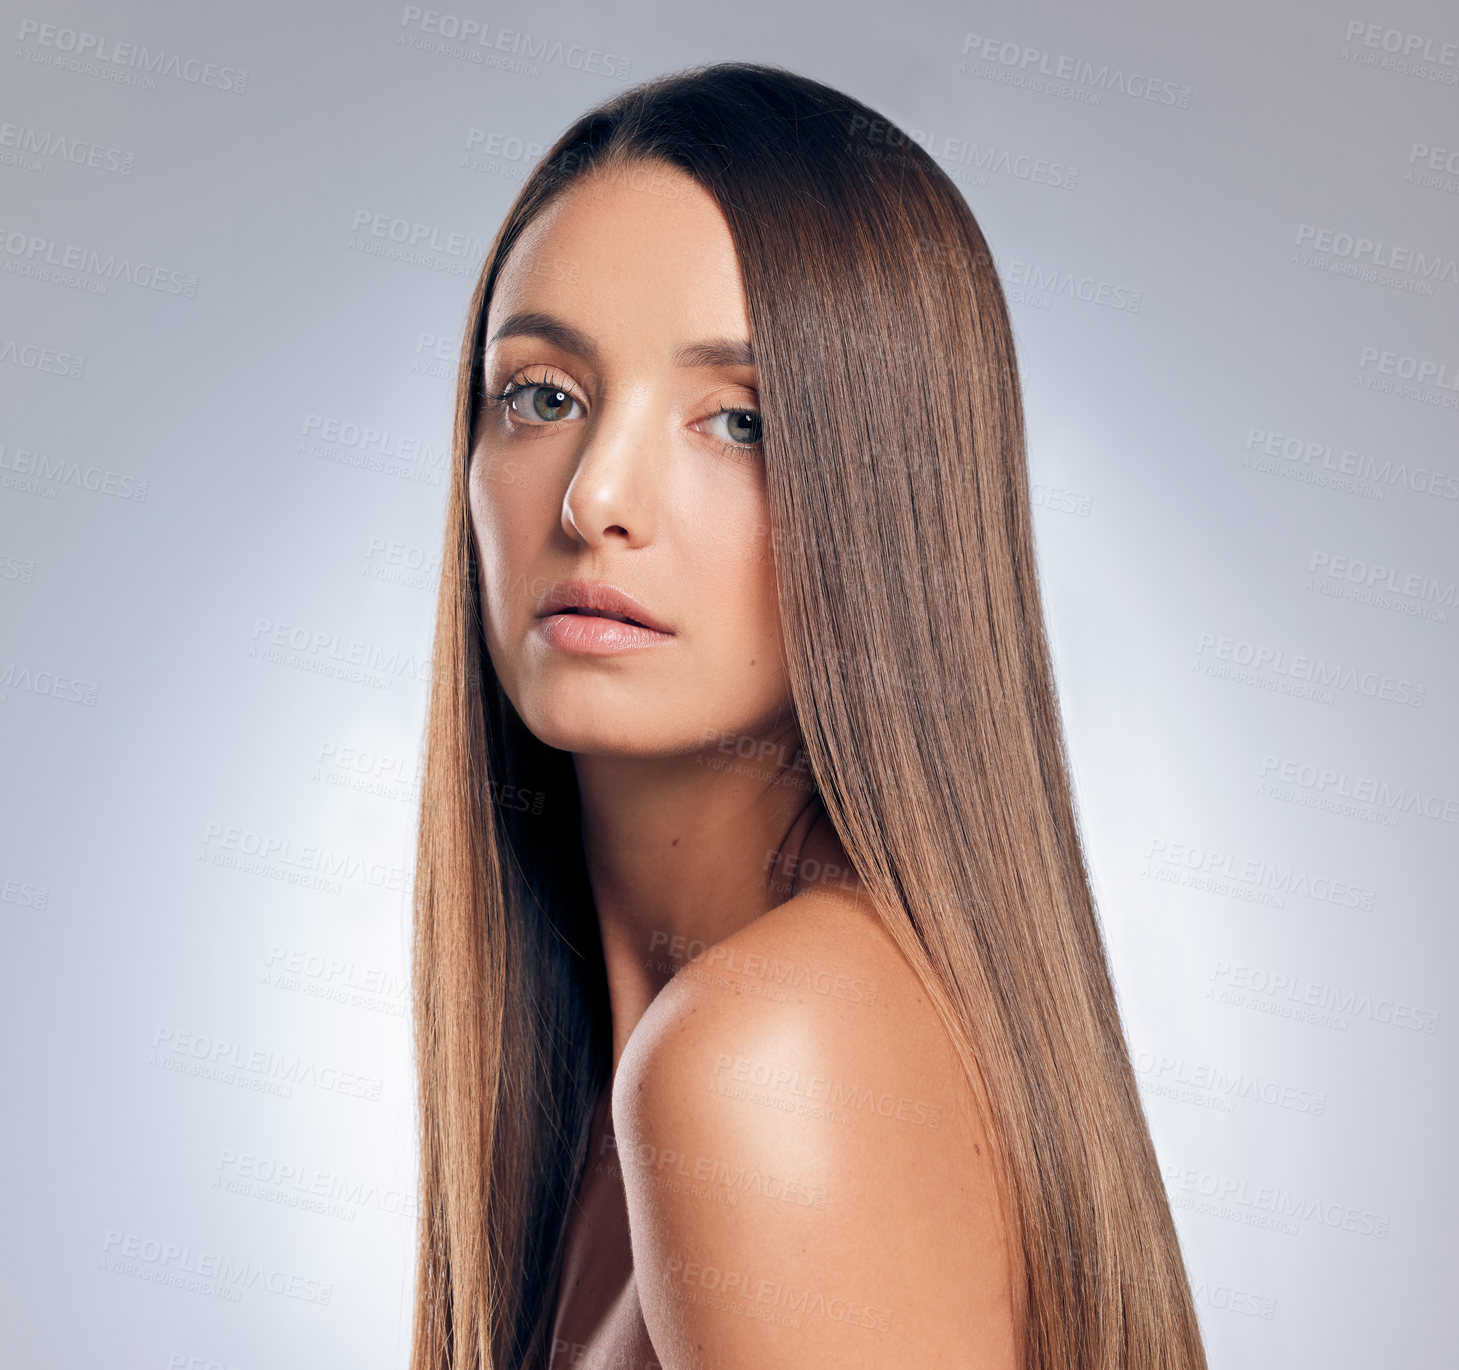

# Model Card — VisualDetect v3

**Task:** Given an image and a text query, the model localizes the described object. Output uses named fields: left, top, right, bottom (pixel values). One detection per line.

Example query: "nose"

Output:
left=560, top=381, right=663, bottom=549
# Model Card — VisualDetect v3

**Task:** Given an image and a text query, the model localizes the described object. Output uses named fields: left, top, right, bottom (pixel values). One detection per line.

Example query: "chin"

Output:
left=515, top=686, right=687, bottom=758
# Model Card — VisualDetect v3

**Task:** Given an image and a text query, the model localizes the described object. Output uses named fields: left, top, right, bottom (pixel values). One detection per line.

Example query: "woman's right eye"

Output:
left=488, top=375, right=585, bottom=425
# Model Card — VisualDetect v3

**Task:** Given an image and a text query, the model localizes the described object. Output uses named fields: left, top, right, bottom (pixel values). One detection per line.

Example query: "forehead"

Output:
left=485, top=162, right=749, bottom=340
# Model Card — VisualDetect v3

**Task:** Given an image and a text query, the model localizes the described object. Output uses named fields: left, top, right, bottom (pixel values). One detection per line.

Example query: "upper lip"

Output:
left=536, top=579, right=673, bottom=633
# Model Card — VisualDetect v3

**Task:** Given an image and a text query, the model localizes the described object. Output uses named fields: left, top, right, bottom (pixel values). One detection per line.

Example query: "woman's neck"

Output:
left=571, top=736, right=843, bottom=1073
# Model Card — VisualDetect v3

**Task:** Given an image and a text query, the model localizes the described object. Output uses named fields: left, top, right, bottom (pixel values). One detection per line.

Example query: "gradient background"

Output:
left=2, top=1, right=1456, bottom=1366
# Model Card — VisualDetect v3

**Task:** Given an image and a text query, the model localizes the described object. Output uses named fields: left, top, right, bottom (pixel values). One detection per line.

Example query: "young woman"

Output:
left=409, top=61, right=1208, bottom=1370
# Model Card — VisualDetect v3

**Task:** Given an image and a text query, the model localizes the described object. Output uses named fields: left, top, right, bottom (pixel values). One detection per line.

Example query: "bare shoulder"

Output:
left=613, top=887, right=1018, bottom=1369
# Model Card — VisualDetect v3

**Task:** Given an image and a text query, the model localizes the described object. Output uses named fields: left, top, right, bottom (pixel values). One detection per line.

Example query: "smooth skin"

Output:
left=469, top=158, right=1017, bottom=1370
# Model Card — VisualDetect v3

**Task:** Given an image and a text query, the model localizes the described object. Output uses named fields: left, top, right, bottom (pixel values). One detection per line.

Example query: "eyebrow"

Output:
left=486, top=310, right=755, bottom=371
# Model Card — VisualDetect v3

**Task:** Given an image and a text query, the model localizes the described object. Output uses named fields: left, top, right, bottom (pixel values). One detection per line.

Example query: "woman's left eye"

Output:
left=700, top=405, right=763, bottom=450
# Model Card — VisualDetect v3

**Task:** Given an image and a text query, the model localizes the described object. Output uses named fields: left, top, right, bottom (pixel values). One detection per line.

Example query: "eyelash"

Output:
left=481, top=365, right=575, bottom=411
left=481, top=367, right=763, bottom=461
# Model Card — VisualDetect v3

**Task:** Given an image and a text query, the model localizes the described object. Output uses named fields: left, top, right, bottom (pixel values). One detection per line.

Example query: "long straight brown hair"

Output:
left=410, top=60, right=1207, bottom=1370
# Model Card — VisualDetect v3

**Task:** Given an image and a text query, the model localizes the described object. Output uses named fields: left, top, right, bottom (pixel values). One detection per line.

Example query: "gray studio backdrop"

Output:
left=2, top=0, right=1455, bottom=1365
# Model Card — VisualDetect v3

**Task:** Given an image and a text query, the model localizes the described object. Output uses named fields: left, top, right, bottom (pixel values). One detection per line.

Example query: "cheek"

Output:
left=468, top=456, right=503, bottom=561
left=743, top=533, right=784, bottom=656
left=687, top=488, right=784, bottom=662
left=469, top=450, right=549, bottom=607
left=468, top=468, right=526, bottom=677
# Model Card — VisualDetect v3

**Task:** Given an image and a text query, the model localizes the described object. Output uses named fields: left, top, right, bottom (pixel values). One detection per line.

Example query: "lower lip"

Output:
left=537, top=612, right=675, bottom=655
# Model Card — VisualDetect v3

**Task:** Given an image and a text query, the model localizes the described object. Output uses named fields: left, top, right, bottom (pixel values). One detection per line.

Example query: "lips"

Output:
left=562, top=607, right=640, bottom=625
left=536, top=579, right=673, bottom=634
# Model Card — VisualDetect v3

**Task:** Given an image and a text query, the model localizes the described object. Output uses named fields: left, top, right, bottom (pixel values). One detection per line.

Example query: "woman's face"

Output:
left=468, top=159, right=791, bottom=758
